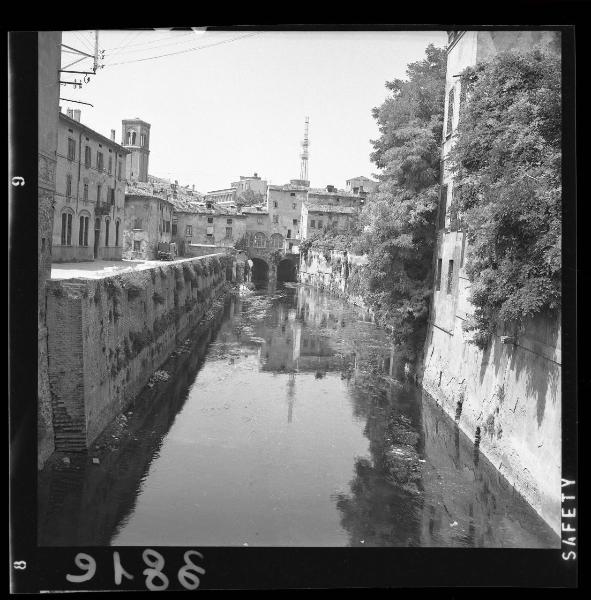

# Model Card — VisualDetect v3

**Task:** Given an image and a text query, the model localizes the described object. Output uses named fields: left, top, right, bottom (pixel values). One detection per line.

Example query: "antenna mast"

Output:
left=299, top=116, right=309, bottom=183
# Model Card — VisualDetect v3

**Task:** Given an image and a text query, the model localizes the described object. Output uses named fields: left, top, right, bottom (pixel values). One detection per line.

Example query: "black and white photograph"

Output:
left=9, top=23, right=578, bottom=591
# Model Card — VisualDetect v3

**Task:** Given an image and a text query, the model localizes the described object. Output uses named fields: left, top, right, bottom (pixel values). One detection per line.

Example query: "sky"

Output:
left=60, top=29, right=448, bottom=193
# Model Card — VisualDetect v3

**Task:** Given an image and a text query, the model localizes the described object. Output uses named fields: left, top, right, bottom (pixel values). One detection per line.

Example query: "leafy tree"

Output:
left=448, top=48, right=561, bottom=348
left=359, top=43, right=447, bottom=362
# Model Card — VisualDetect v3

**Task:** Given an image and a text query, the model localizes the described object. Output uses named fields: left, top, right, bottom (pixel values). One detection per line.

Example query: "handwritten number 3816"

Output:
left=66, top=550, right=205, bottom=590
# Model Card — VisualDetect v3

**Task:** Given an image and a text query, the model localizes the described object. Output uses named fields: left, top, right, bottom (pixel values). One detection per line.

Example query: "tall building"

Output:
left=122, top=118, right=150, bottom=182
left=53, top=111, right=129, bottom=262
left=38, top=31, right=62, bottom=467
left=422, top=30, right=561, bottom=534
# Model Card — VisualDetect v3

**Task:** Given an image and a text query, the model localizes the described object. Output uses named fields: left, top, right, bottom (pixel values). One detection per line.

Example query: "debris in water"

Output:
left=148, top=370, right=171, bottom=386
left=450, top=521, right=458, bottom=527
left=92, top=458, right=100, bottom=464
left=62, top=457, right=70, bottom=465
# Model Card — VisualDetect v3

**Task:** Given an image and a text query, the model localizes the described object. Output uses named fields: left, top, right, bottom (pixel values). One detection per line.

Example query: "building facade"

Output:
left=345, top=176, right=378, bottom=196
left=122, top=191, right=174, bottom=260
left=122, top=118, right=151, bottom=183
left=300, top=203, right=357, bottom=239
left=266, top=181, right=309, bottom=249
left=231, top=172, right=268, bottom=197
left=422, top=30, right=562, bottom=534
left=38, top=30, right=62, bottom=468
left=52, top=112, right=129, bottom=262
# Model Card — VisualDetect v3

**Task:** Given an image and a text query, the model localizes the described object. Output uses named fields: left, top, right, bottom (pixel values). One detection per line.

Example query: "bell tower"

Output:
left=122, top=118, right=151, bottom=182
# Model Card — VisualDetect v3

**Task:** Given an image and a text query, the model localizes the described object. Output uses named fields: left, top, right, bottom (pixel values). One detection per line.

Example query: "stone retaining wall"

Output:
left=45, top=254, right=234, bottom=452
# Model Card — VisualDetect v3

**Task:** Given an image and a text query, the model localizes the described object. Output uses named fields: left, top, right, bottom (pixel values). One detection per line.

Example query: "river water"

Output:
left=38, top=284, right=559, bottom=547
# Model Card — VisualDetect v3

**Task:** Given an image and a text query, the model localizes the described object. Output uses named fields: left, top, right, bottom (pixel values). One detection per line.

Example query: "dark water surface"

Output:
left=38, top=285, right=559, bottom=547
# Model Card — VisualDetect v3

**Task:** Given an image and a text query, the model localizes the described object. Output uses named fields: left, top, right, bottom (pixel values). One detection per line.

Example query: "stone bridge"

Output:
left=245, top=246, right=300, bottom=283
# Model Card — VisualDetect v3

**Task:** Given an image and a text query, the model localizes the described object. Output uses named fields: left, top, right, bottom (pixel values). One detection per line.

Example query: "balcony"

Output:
left=94, top=202, right=111, bottom=216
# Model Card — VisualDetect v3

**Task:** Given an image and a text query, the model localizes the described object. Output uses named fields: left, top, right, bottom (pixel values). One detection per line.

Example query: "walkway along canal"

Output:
left=38, top=284, right=559, bottom=547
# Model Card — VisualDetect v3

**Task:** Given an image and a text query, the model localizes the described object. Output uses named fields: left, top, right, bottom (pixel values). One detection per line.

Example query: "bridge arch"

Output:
left=251, top=257, right=270, bottom=282
left=277, top=257, right=298, bottom=283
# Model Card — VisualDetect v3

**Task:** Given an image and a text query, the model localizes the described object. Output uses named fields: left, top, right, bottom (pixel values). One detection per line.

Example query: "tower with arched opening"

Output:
left=122, top=118, right=151, bottom=182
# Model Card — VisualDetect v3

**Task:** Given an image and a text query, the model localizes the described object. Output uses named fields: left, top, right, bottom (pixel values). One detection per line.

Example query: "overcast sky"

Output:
left=60, top=29, right=448, bottom=193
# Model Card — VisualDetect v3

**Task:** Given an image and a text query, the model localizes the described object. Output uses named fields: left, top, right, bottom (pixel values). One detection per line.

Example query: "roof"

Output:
left=59, top=113, right=130, bottom=154
left=303, top=204, right=358, bottom=214
left=241, top=205, right=269, bottom=215
left=170, top=198, right=246, bottom=216
left=307, top=188, right=359, bottom=198
left=346, top=176, right=376, bottom=183
left=268, top=183, right=309, bottom=192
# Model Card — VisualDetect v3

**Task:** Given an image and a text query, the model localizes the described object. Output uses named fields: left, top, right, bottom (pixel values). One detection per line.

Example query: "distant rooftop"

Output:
left=303, top=203, right=358, bottom=214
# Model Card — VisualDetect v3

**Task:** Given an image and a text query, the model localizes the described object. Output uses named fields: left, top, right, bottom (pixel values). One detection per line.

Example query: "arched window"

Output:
left=105, top=218, right=110, bottom=246
left=115, top=220, right=120, bottom=246
left=61, top=210, right=73, bottom=246
left=140, top=133, right=146, bottom=147
left=253, top=232, right=267, bottom=248
left=127, top=130, right=136, bottom=145
left=78, top=213, right=90, bottom=247
left=270, top=233, right=284, bottom=249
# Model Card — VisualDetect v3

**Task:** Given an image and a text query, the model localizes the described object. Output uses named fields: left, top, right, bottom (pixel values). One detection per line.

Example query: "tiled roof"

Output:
left=303, top=204, right=358, bottom=214
left=307, top=188, right=359, bottom=198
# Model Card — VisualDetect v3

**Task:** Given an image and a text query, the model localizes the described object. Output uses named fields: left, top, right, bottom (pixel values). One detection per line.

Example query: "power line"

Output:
left=103, top=33, right=205, bottom=57
left=103, top=30, right=194, bottom=52
left=104, top=32, right=260, bottom=67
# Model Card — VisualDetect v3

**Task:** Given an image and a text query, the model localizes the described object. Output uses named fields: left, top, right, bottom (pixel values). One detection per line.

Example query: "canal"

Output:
left=38, top=284, right=559, bottom=547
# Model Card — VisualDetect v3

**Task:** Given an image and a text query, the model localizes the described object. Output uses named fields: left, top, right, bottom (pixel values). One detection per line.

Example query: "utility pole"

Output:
left=93, top=30, right=99, bottom=73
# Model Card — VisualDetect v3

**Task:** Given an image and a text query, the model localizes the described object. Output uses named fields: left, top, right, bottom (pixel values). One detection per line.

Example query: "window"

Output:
left=225, top=227, right=232, bottom=238
left=207, top=217, right=213, bottom=224
left=172, top=222, right=177, bottom=235
left=270, top=234, right=283, bottom=248
left=83, top=183, right=88, bottom=202
left=436, top=258, right=442, bottom=291
left=127, top=130, right=136, bottom=145
left=310, top=219, right=316, bottom=228
left=186, top=225, right=193, bottom=236
left=78, top=215, right=89, bottom=246
left=164, top=221, right=170, bottom=233
left=66, top=174, right=72, bottom=198
left=273, top=201, right=278, bottom=208
left=140, top=133, right=146, bottom=147
left=61, top=212, right=72, bottom=246
left=317, top=219, right=323, bottom=229
left=257, top=217, right=263, bottom=224
left=108, top=156, right=112, bottom=175
left=96, top=184, right=102, bottom=204
left=84, top=146, right=91, bottom=168
left=447, top=260, right=454, bottom=294
left=67, top=138, right=76, bottom=161
left=438, top=184, right=448, bottom=230
left=293, top=219, right=298, bottom=225
left=133, top=240, right=141, bottom=251
left=118, top=160, right=122, bottom=181
left=292, top=203, right=296, bottom=209
left=133, top=217, right=142, bottom=229
left=105, top=218, right=110, bottom=246
left=446, top=86, right=455, bottom=137
left=254, top=232, right=266, bottom=248
left=227, top=218, right=233, bottom=224
left=97, top=152, right=104, bottom=172
left=290, top=192, right=295, bottom=197
left=273, top=215, right=279, bottom=224
left=108, top=188, right=115, bottom=205
left=115, top=220, right=120, bottom=246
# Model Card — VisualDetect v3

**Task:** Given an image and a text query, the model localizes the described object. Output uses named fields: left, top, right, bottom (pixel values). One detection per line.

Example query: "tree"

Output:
left=236, top=188, right=265, bottom=208
left=359, top=44, right=447, bottom=362
left=448, top=48, right=561, bottom=348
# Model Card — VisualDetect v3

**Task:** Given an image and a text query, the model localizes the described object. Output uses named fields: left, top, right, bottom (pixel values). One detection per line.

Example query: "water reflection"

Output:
left=38, top=285, right=559, bottom=547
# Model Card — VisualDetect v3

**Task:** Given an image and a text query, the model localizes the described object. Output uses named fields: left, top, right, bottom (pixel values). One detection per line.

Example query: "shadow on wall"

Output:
left=508, top=312, right=561, bottom=427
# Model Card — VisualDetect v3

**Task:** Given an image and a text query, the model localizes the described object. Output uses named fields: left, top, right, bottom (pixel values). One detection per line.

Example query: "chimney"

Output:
left=192, top=184, right=195, bottom=191
left=67, top=108, right=74, bottom=119
left=254, top=172, right=258, bottom=177
left=326, top=185, right=335, bottom=193
left=110, top=129, right=116, bottom=141
left=73, top=109, right=81, bottom=122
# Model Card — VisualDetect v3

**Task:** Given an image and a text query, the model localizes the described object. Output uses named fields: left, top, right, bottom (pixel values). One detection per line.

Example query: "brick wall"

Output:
left=46, top=254, right=234, bottom=449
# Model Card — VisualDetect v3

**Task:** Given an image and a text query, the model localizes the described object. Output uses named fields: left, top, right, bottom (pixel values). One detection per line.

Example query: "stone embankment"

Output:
left=45, top=254, right=236, bottom=454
